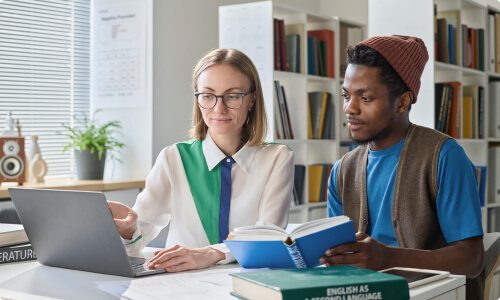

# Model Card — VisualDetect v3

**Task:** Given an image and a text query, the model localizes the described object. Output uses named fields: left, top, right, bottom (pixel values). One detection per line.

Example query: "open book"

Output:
left=224, top=216, right=355, bottom=268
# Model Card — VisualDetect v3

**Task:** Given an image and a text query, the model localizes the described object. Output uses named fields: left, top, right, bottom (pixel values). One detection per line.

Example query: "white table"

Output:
left=0, top=257, right=465, bottom=300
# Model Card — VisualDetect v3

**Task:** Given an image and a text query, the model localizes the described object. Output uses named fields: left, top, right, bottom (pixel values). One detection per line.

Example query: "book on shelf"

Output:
left=223, top=216, right=356, bottom=269
left=285, top=34, right=300, bottom=73
left=462, top=85, right=485, bottom=139
left=229, top=265, right=409, bottom=300
left=308, top=164, right=332, bottom=203
left=0, top=242, right=36, bottom=264
left=489, top=14, right=495, bottom=72
left=489, top=81, right=500, bottom=138
left=0, top=223, right=29, bottom=247
left=293, top=165, right=306, bottom=206
left=284, top=23, right=305, bottom=73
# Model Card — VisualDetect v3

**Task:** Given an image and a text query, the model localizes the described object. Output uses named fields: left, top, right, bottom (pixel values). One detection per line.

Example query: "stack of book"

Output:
left=0, top=223, right=36, bottom=264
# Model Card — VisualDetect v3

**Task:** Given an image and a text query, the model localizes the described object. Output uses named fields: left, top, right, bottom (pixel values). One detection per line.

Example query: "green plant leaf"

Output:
left=58, top=110, right=125, bottom=164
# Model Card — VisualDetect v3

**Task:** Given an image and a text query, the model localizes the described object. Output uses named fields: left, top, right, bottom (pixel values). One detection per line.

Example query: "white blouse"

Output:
left=125, top=133, right=294, bottom=263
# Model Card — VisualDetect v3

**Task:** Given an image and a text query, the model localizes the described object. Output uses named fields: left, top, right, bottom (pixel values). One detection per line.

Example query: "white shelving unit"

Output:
left=219, top=1, right=365, bottom=223
left=369, top=1, right=500, bottom=298
left=369, top=0, right=500, bottom=234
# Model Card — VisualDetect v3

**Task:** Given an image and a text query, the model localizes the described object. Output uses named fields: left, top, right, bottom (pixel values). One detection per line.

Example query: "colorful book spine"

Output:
left=0, top=243, right=36, bottom=264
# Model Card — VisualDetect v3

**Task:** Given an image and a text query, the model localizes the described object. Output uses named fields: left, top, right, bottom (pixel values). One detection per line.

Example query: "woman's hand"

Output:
left=107, top=201, right=138, bottom=240
left=147, top=245, right=226, bottom=272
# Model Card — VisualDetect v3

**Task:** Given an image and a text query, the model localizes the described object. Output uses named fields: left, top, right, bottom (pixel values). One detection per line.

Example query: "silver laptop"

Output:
left=8, top=188, right=165, bottom=277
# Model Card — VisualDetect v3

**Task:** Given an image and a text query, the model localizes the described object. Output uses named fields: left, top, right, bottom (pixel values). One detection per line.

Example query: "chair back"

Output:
left=483, top=232, right=500, bottom=300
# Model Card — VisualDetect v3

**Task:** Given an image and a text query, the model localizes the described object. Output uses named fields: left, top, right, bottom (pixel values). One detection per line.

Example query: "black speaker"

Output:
left=0, top=137, right=25, bottom=185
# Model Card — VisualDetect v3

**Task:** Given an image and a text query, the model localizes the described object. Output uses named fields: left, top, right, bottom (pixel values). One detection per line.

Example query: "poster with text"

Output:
left=92, top=0, right=147, bottom=108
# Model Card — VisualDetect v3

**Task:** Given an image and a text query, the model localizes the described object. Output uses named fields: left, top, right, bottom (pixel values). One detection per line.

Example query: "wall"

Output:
left=152, top=0, right=321, bottom=163
left=368, top=0, right=434, bottom=128
left=319, top=0, right=367, bottom=25
left=94, top=0, right=367, bottom=179
left=91, top=0, right=154, bottom=180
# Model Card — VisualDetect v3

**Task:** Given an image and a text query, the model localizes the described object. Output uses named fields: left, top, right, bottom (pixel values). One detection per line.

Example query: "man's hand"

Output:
left=108, top=201, right=138, bottom=240
left=320, top=232, right=392, bottom=270
left=147, top=245, right=226, bottom=272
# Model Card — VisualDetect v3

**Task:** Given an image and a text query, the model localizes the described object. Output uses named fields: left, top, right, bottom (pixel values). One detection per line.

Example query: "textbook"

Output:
left=230, top=266, right=410, bottom=300
left=0, top=242, right=36, bottom=264
left=224, top=216, right=355, bottom=268
left=0, top=223, right=29, bottom=247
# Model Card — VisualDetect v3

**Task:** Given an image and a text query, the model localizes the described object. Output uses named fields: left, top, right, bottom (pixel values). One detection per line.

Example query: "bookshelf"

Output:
left=368, top=0, right=500, bottom=237
left=219, top=1, right=365, bottom=223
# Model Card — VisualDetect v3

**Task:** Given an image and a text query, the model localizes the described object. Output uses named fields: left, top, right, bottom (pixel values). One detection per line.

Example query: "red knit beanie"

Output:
left=359, top=35, right=429, bottom=103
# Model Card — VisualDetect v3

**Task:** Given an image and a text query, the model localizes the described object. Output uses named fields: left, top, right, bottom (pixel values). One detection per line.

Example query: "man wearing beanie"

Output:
left=322, top=35, right=484, bottom=299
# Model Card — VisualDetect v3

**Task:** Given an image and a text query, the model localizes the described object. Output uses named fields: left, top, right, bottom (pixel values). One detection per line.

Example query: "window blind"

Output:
left=0, top=0, right=90, bottom=177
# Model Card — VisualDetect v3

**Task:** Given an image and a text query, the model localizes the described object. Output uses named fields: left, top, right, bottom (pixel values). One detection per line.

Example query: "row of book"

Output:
left=273, top=80, right=294, bottom=139
left=308, top=91, right=334, bottom=139
left=308, top=164, right=333, bottom=203
left=274, top=19, right=303, bottom=73
left=434, top=8, right=485, bottom=70
left=434, top=82, right=485, bottom=139
left=273, top=18, right=337, bottom=78
left=307, top=30, right=335, bottom=78
left=292, top=164, right=334, bottom=206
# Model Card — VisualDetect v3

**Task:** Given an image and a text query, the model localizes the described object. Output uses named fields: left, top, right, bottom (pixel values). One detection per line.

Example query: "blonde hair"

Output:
left=190, top=48, right=267, bottom=146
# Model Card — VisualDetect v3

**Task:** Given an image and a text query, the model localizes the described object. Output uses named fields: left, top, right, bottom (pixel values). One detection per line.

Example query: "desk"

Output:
left=0, top=254, right=466, bottom=300
left=0, top=179, right=145, bottom=200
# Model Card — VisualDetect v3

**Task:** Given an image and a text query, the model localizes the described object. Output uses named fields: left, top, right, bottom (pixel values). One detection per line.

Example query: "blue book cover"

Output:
left=307, top=36, right=317, bottom=75
left=224, top=217, right=356, bottom=269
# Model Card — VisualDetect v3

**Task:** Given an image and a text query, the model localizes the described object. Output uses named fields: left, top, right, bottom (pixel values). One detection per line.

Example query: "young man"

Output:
left=322, top=35, right=484, bottom=299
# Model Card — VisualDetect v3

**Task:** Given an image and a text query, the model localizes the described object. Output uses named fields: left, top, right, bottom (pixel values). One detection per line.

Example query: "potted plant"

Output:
left=60, top=110, right=125, bottom=180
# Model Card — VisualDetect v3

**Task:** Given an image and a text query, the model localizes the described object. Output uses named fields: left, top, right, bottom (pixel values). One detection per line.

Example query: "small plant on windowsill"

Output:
left=59, top=110, right=125, bottom=180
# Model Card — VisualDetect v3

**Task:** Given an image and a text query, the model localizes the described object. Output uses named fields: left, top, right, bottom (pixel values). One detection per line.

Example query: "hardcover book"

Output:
left=230, top=265, right=410, bottom=300
left=0, top=223, right=29, bottom=247
left=224, top=216, right=355, bottom=269
left=0, top=242, right=36, bottom=264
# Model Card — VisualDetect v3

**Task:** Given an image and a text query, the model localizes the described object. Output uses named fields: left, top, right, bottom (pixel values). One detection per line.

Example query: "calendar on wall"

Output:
left=92, top=0, right=147, bottom=108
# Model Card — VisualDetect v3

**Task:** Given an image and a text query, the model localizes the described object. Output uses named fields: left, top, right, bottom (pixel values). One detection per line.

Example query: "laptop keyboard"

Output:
left=131, top=262, right=147, bottom=273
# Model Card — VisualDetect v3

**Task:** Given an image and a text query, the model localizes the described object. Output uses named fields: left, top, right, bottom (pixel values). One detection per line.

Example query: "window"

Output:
left=0, top=0, right=90, bottom=177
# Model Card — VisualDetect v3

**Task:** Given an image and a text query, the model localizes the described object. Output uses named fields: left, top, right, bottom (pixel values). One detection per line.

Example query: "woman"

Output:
left=109, top=48, right=294, bottom=272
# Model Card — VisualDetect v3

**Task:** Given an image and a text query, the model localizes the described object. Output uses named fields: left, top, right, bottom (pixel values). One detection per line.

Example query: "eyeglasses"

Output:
left=194, top=91, right=254, bottom=109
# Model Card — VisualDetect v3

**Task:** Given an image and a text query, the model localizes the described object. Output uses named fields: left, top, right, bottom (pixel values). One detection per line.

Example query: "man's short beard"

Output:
left=350, top=114, right=396, bottom=147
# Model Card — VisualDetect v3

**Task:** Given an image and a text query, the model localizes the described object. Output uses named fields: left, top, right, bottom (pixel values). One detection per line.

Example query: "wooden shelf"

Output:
left=0, top=179, right=145, bottom=200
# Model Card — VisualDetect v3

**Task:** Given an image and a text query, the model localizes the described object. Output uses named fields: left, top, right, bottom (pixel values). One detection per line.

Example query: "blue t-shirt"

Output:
left=327, top=139, right=483, bottom=246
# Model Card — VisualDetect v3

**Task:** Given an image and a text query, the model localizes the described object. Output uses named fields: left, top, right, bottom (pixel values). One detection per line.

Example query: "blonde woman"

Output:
left=109, top=48, right=294, bottom=272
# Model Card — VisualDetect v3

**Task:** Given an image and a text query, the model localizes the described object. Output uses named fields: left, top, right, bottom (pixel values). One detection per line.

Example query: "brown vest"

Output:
left=336, top=124, right=483, bottom=299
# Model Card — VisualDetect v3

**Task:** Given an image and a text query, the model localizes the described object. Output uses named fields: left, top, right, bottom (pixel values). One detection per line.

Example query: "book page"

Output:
left=97, top=266, right=238, bottom=299
left=229, top=222, right=287, bottom=241
left=290, top=216, right=349, bottom=240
